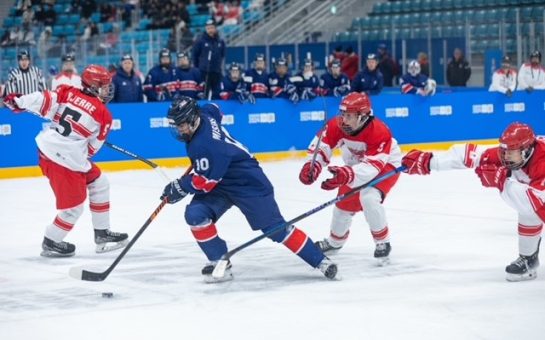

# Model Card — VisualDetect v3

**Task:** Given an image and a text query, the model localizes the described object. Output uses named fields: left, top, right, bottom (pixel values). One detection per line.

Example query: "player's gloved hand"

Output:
left=416, top=88, right=428, bottom=96
left=505, top=89, right=512, bottom=97
left=475, top=164, right=510, bottom=192
left=301, top=88, right=317, bottom=100
left=247, top=93, right=256, bottom=104
left=333, top=84, right=350, bottom=97
left=402, top=149, right=432, bottom=175
left=526, top=86, right=534, bottom=93
left=235, top=89, right=247, bottom=104
left=160, top=179, right=189, bottom=204
left=289, top=91, right=299, bottom=103
left=321, top=165, right=355, bottom=190
left=299, top=161, right=322, bottom=185
left=3, top=93, right=24, bottom=113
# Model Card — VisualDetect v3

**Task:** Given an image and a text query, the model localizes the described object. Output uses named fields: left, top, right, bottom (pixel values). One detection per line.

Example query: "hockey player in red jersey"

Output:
left=298, top=92, right=402, bottom=264
left=402, top=122, right=545, bottom=281
left=3, top=65, right=128, bottom=257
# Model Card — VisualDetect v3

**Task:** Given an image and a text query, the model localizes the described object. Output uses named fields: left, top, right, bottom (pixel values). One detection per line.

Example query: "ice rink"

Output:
left=1, top=158, right=544, bottom=340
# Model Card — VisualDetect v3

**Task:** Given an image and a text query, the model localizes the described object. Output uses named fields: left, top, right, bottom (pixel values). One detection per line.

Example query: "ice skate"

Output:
left=41, top=237, right=75, bottom=257
left=318, top=257, right=338, bottom=280
left=202, top=260, right=233, bottom=283
left=94, top=229, right=129, bottom=253
left=374, top=242, right=391, bottom=266
left=506, top=253, right=539, bottom=282
left=315, top=238, right=343, bottom=255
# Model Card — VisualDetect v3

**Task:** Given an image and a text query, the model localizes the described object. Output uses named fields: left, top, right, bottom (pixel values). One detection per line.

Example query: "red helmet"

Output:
left=81, top=64, right=114, bottom=103
left=498, top=122, right=536, bottom=169
left=338, top=92, right=373, bottom=135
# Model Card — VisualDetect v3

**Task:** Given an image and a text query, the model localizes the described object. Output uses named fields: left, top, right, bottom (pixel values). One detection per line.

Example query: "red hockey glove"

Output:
left=299, top=161, right=322, bottom=185
left=475, top=164, right=510, bottom=192
left=402, top=149, right=432, bottom=175
left=3, top=93, right=24, bottom=113
left=321, top=166, right=355, bottom=190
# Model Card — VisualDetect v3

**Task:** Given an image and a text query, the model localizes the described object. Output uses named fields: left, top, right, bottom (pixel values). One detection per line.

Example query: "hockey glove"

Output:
left=160, top=179, right=189, bottom=204
left=301, top=88, right=317, bottom=101
left=402, top=149, right=432, bottom=175
left=289, top=91, right=300, bottom=104
left=526, top=86, right=534, bottom=93
left=333, top=84, right=350, bottom=97
left=475, top=164, right=510, bottom=192
left=299, top=161, right=322, bottom=185
left=321, top=166, right=355, bottom=190
left=505, top=89, right=512, bottom=97
left=247, top=93, right=256, bottom=104
left=3, top=93, right=24, bottom=113
left=235, top=89, right=247, bottom=104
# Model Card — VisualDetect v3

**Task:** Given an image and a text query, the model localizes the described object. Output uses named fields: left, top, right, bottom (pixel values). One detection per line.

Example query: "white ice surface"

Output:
left=1, top=158, right=544, bottom=340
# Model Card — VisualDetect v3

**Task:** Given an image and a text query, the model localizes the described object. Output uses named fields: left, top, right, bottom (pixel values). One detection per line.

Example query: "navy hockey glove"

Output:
left=333, top=84, right=350, bottom=97
left=247, top=93, right=256, bottom=104
left=160, top=179, right=189, bottom=204
left=321, top=166, right=355, bottom=190
left=3, top=93, right=24, bottom=113
left=301, top=88, right=317, bottom=101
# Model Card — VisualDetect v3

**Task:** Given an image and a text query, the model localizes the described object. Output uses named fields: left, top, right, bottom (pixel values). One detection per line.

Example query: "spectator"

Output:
left=320, top=58, right=350, bottom=97
left=1, top=27, right=22, bottom=47
left=208, top=1, right=225, bottom=25
left=447, top=48, right=471, bottom=87
left=489, top=56, right=517, bottom=96
left=175, top=51, right=203, bottom=99
left=120, top=0, right=136, bottom=28
left=517, top=50, right=545, bottom=92
left=351, top=53, right=384, bottom=95
left=99, top=3, right=117, bottom=23
left=329, top=45, right=346, bottom=67
left=4, top=50, right=47, bottom=95
left=168, top=22, right=194, bottom=52
left=192, top=19, right=226, bottom=100
left=177, top=2, right=191, bottom=27
left=112, top=54, right=144, bottom=103
left=418, top=52, right=430, bottom=77
left=42, top=3, right=57, bottom=27
left=342, top=46, right=359, bottom=81
left=377, top=43, right=399, bottom=87
left=244, top=53, right=269, bottom=99
left=51, top=53, right=82, bottom=90
left=80, top=0, right=97, bottom=21
left=400, top=60, right=436, bottom=96
left=224, top=1, right=243, bottom=25
left=20, top=23, right=36, bottom=46
left=37, top=26, right=53, bottom=58
left=219, top=62, right=253, bottom=103
left=143, top=48, right=178, bottom=102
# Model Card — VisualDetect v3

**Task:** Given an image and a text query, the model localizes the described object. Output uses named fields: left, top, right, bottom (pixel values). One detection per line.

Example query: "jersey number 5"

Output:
left=56, top=107, right=82, bottom=137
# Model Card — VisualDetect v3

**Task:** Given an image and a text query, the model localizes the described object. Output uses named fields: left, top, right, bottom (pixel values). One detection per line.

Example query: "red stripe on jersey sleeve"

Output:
left=402, top=84, right=414, bottom=93
left=191, top=174, right=218, bottom=193
left=464, top=144, right=478, bottom=168
left=40, top=91, right=52, bottom=116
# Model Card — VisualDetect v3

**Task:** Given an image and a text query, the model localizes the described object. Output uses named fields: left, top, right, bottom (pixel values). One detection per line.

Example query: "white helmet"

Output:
left=408, top=60, right=421, bottom=76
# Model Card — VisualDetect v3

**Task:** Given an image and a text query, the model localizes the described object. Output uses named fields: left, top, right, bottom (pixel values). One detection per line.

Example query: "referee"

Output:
left=4, top=50, right=47, bottom=95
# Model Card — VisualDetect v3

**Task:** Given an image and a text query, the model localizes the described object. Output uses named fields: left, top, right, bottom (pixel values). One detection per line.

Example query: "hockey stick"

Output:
left=105, top=142, right=170, bottom=182
left=69, top=166, right=193, bottom=282
left=203, top=50, right=213, bottom=100
left=212, top=165, right=406, bottom=278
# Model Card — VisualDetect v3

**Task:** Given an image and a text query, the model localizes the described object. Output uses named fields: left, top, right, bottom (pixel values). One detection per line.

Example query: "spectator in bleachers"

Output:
left=328, top=45, right=346, bottom=68
left=351, top=53, right=383, bottom=96
left=417, top=52, right=430, bottom=77
left=489, top=56, right=517, bottom=97
left=208, top=1, right=225, bottom=26
left=112, top=54, right=144, bottom=103
left=175, top=51, right=203, bottom=99
left=341, top=46, right=359, bottom=81
left=400, top=60, right=436, bottom=96
left=120, top=0, right=136, bottom=28
left=99, top=3, right=117, bottom=23
left=51, top=53, right=82, bottom=90
left=320, top=58, right=350, bottom=97
left=1, top=27, right=22, bottom=47
left=268, top=57, right=298, bottom=103
left=377, top=43, right=399, bottom=87
left=37, top=26, right=53, bottom=58
left=220, top=62, right=253, bottom=103
left=192, top=19, right=226, bottom=100
left=42, top=3, right=57, bottom=27
left=177, top=2, right=191, bottom=28
left=80, top=21, right=99, bottom=45
left=20, top=23, right=36, bottom=46
left=80, top=0, right=97, bottom=22
left=21, top=5, right=34, bottom=26
left=447, top=48, right=471, bottom=87
left=4, top=50, right=46, bottom=95
left=244, top=53, right=269, bottom=99
left=517, top=50, right=545, bottom=93
left=223, top=1, right=243, bottom=25
left=143, top=48, right=178, bottom=101
left=293, top=58, right=319, bottom=101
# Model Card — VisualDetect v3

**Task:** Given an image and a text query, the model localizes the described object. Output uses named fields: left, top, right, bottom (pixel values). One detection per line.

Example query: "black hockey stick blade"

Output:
left=212, top=165, right=406, bottom=278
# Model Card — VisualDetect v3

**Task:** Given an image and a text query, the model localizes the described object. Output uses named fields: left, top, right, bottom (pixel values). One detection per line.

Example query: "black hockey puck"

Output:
left=101, top=292, right=114, bottom=298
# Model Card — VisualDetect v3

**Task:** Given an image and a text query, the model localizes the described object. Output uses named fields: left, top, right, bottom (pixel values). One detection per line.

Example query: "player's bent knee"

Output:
left=185, top=205, right=213, bottom=226
left=360, top=188, right=382, bottom=207
left=88, top=175, right=109, bottom=197
left=59, top=203, right=84, bottom=220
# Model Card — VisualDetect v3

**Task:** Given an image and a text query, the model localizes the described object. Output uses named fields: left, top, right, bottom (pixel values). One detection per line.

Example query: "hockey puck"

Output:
left=101, top=292, right=114, bottom=298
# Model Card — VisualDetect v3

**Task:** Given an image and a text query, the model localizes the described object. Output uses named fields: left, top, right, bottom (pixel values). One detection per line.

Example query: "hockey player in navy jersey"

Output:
left=219, top=62, right=254, bottom=103
left=143, top=48, right=178, bottom=101
left=400, top=60, right=436, bottom=96
left=268, top=57, right=299, bottom=103
left=244, top=53, right=269, bottom=99
left=160, top=96, right=338, bottom=282
left=293, top=58, right=320, bottom=101
left=351, top=53, right=384, bottom=95
left=320, top=59, right=351, bottom=97
left=175, top=52, right=203, bottom=99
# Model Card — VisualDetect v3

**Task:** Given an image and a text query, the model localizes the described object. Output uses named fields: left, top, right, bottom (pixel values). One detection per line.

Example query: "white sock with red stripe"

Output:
left=361, top=189, right=390, bottom=243
left=518, top=223, right=543, bottom=256
left=45, top=204, right=84, bottom=242
left=88, top=175, right=110, bottom=230
left=327, top=207, right=354, bottom=248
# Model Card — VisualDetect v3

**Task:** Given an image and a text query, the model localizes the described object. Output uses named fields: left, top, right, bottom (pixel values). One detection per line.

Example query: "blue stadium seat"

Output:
left=373, top=3, right=384, bottom=14
left=442, top=11, right=454, bottom=24
left=400, top=1, right=411, bottom=13
left=3, top=17, right=14, bottom=28
left=443, top=26, right=454, bottom=37
left=443, top=0, right=454, bottom=9
left=430, top=12, right=442, bottom=24
left=431, top=26, right=442, bottom=38
left=391, top=1, right=401, bottom=13
left=69, top=14, right=80, bottom=25
left=138, top=18, right=151, bottom=30
left=453, top=0, right=463, bottom=8
left=400, top=28, right=412, bottom=39
left=485, top=9, right=497, bottom=23
left=382, top=2, right=392, bottom=13
left=91, top=13, right=100, bottom=23
left=421, top=0, right=432, bottom=11
left=454, top=25, right=465, bottom=37
left=420, top=13, right=431, bottom=24
left=400, top=14, right=411, bottom=27
left=410, top=13, right=420, bottom=24
left=454, top=10, right=466, bottom=23
left=187, top=4, right=198, bottom=15
left=360, top=17, right=372, bottom=29
left=431, top=0, right=442, bottom=10
left=532, top=7, right=544, bottom=20
left=369, top=16, right=380, bottom=28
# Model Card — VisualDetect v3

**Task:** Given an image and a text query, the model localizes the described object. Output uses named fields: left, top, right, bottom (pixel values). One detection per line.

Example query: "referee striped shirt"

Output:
left=5, top=66, right=47, bottom=95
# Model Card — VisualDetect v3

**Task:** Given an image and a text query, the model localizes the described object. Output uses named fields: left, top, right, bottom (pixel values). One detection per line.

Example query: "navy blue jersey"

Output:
left=192, top=33, right=226, bottom=74
left=400, top=73, right=429, bottom=94
left=351, top=67, right=384, bottom=95
left=112, top=67, right=143, bottom=103
left=268, top=72, right=296, bottom=99
left=244, top=68, right=269, bottom=98
left=294, top=73, right=319, bottom=99
left=219, top=76, right=248, bottom=100
left=175, top=66, right=203, bottom=99
left=180, top=104, right=273, bottom=197
left=143, top=65, right=178, bottom=102
left=320, top=72, right=350, bottom=97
